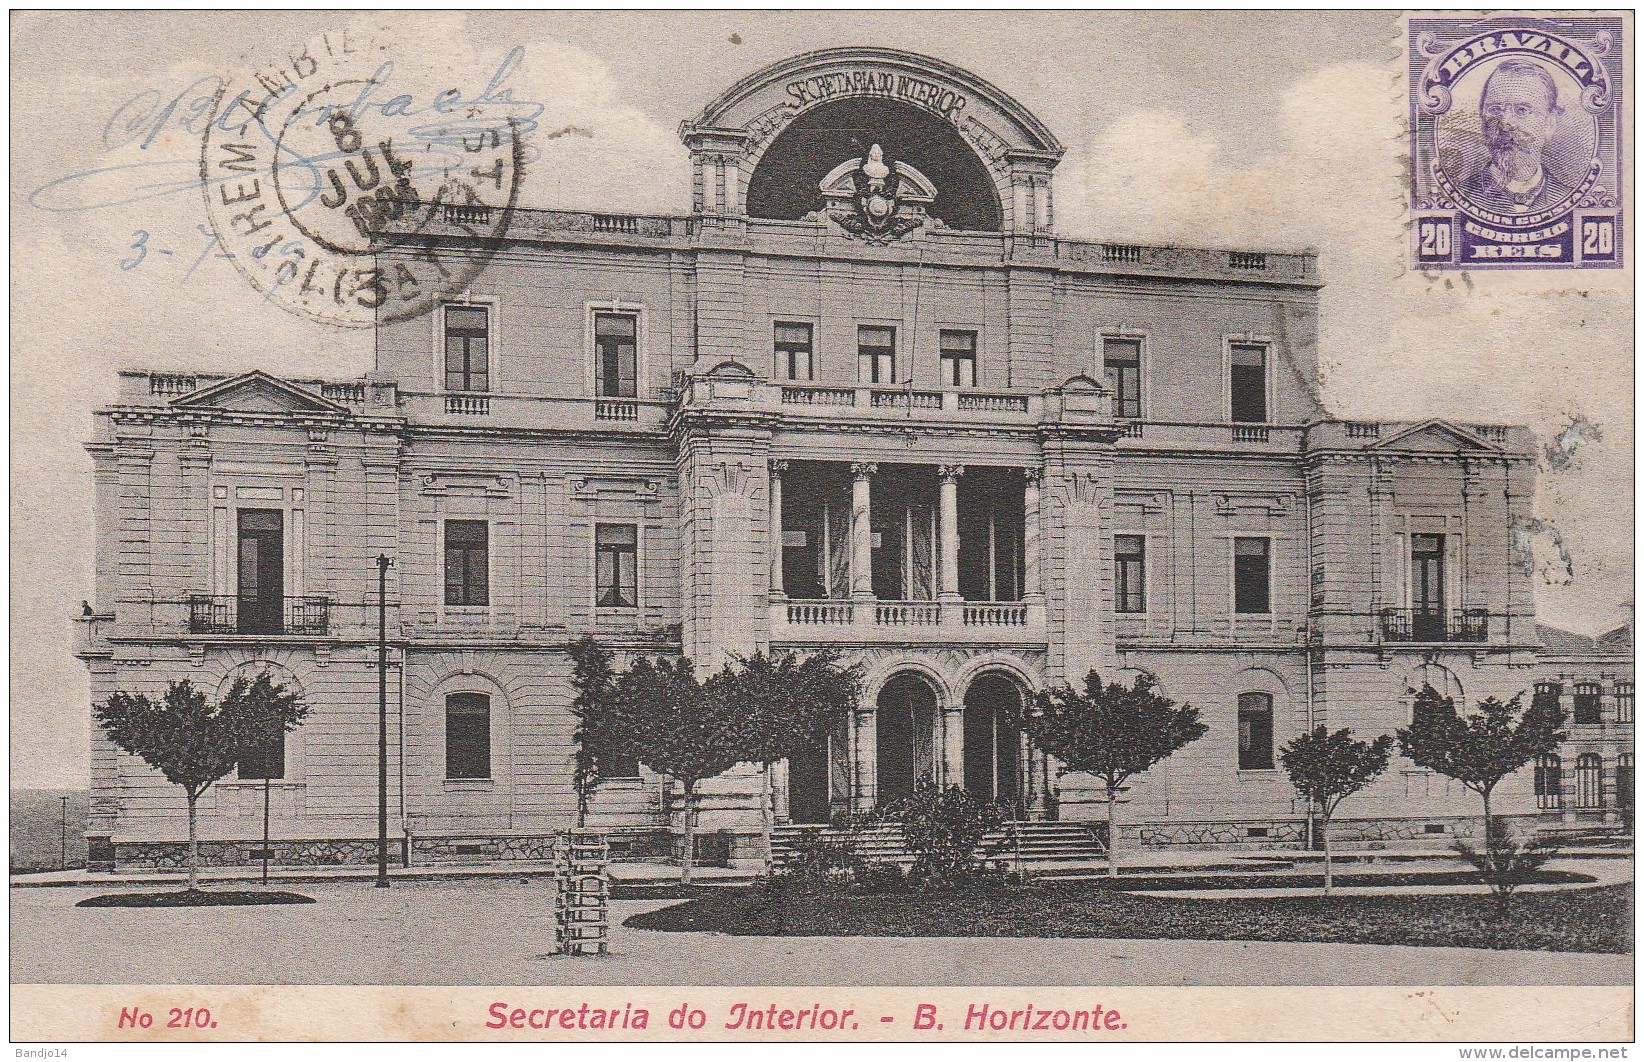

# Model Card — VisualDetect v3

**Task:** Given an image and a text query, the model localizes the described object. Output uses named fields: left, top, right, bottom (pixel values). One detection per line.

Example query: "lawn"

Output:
left=625, top=880, right=1633, bottom=954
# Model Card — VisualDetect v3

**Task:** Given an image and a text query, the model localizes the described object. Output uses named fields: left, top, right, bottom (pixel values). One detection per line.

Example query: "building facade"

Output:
left=77, top=48, right=1628, bottom=868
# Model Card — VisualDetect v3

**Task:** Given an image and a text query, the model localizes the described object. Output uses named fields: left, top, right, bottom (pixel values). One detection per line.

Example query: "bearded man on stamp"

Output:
left=1462, top=57, right=1575, bottom=215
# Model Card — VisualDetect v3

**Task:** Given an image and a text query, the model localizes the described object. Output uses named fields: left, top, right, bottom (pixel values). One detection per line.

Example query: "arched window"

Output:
left=445, top=693, right=491, bottom=780
left=1237, top=692, right=1274, bottom=771
left=1616, top=683, right=1634, bottom=723
left=1574, top=753, right=1603, bottom=809
left=1534, top=753, right=1562, bottom=810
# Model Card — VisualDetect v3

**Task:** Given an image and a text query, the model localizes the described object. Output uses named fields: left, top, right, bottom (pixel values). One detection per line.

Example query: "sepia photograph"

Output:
left=7, top=8, right=1633, bottom=1044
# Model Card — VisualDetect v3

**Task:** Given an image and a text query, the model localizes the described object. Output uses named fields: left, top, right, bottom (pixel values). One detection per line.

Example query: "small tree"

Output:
left=611, top=656, right=748, bottom=884
left=568, top=636, right=619, bottom=828
left=1026, top=671, right=1206, bottom=877
left=570, top=646, right=859, bottom=882
left=94, top=675, right=308, bottom=890
left=1395, top=684, right=1566, bottom=840
left=721, top=649, right=860, bottom=869
left=1278, top=726, right=1394, bottom=893
left=1455, top=816, right=1563, bottom=915
left=885, top=781, right=1006, bottom=886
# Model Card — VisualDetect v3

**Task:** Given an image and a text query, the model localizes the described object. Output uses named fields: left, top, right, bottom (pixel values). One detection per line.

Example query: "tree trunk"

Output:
left=186, top=791, right=200, bottom=892
left=1481, top=787, right=1493, bottom=849
left=680, top=783, right=696, bottom=886
left=1105, top=786, right=1119, bottom=879
left=1320, top=811, right=1333, bottom=895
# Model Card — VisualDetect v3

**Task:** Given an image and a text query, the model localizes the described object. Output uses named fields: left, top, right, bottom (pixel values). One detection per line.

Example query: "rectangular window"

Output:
left=445, top=693, right=491, bottom=780
left=939, top=329, right=977, bottom=388
left=1233, top=537, right=1271, bottom=614
left=444, top=305, right=490, bottom=393
left=1230, top=342, right=1267, bottom=423
left=595, top=312, right=638, bottom=398
left=596, top=523, right=639, bottom=608
left=1617, top=683, right=1634, bottom=723
left=1238, top=692, right=1275, bottom=770
left=1115, top=534, right=1146, bottom=613
left=1574, top=682, right=1603, bottom=724
left=444, top=520, right=489, bottom=607
left=236, top=508, right=284, bottom=635
left=1103, top=337, right=1142, bottom=419
left=774, top=322, right=814, bottom=382
left=237, top=729, right=285, bottom=781
left=858, top=325, right=896, bottom=384
left=1410, top=533, right=1447, bottom=640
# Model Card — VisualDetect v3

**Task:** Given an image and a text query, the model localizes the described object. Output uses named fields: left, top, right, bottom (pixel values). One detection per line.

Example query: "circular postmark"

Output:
left=200, top=33, right=525, bottom=327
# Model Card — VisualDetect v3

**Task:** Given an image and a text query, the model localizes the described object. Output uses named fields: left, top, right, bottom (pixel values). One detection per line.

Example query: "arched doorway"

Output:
left=787, top=717, right=848, bottom=825
left=963, top=672, right=1024, bottom=814
left=876, top=673, right=938, bottom=806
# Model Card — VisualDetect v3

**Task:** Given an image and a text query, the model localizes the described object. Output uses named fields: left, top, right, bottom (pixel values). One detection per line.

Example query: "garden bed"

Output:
left=76, top=889, right=316, bottom=908
left=625, top=881, right=1632, bottom=953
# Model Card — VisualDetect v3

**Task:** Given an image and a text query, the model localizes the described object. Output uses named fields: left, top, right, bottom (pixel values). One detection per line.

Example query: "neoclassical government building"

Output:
left=78, top=48, right=1632, bottom=868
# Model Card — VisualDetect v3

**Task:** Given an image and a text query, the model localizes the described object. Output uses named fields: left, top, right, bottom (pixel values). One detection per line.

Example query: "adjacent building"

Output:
left=77, top=47, right=1631, bottom=868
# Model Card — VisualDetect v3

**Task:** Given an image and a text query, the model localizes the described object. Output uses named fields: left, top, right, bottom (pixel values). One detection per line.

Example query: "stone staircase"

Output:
left=769, top=821, right=1107, bottom=871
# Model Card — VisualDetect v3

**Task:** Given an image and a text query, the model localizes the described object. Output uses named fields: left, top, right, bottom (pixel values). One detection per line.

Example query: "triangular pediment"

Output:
left=1369, top=419, right=1496, bottom=453
left=168, top=371, right=347, bottom=415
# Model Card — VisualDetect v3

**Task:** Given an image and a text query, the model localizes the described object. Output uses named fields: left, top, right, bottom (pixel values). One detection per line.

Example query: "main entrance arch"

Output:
left=963, top=672, right=1026, bottom=814
left=876, top=672, right=938, bottom=805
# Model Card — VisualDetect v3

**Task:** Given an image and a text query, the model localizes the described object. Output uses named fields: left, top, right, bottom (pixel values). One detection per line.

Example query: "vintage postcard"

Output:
left=8, top=9, right=1634, bottom=1048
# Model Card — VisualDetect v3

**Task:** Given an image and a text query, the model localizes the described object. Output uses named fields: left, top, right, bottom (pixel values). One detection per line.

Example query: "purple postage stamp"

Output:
left=1408, top=14, right=1625, bottom=270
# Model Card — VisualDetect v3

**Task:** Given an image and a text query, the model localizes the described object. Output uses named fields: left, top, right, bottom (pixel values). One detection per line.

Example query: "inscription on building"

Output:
left=785, top=69, right=968, bottom=120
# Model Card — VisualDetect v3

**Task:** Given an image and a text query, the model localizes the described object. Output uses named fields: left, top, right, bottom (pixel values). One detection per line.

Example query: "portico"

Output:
left=767, top=458, right=1045, bottom=644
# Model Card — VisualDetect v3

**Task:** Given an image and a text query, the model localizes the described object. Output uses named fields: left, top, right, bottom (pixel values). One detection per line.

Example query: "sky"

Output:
left=10, top=11, right=1632, bottom=788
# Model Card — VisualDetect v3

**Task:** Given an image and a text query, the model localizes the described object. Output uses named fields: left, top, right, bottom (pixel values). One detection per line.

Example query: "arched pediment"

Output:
left=681, top=47, right=1063, bottom=234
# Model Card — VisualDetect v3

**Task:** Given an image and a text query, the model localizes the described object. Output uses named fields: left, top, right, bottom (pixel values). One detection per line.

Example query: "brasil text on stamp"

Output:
left=200, top=31, right=526, bottom=327
left=1408, top=15, right=1624, bottom=269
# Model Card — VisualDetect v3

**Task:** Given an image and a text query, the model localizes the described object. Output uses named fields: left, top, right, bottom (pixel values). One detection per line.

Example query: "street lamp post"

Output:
left=376, top=553, right=393, bottom=889
left=59, top=795, right=68, bottom=871
left=261, top=773, right=271, bottom=886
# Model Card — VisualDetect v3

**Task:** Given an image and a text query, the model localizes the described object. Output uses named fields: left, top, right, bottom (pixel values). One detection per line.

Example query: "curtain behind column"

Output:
left=826, top=495, right=851, bottom=598
left=909, top=495, right=936, bottom=600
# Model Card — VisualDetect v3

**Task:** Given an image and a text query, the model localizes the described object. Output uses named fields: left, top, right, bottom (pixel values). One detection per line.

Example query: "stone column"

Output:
left=850, top=463, right=876, bottom=600
left=942, top=703, right=965, bottom=790
left=769, top=461, right=787, bottom=599
left=852, top=707, right=876, bottom=812
left=1023, top=468, right=1042, bottom=600
left=938, top=465, right=964, bottom=601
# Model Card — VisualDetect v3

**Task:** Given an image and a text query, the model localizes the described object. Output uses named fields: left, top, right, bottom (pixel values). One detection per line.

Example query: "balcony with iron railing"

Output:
left=1377, top=607, right=1490, bottom=644
left=188, top=595, right=333, bottom=636
left=771, top=597, right=1045, bottom=646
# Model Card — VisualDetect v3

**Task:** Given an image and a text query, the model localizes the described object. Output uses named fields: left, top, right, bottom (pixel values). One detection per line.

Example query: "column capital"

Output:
left=1023, top=467, right=1043, bottom=487
left=850, top=462, right=878, bottom=480
left=938, top=464, right=966, bottom=482
left=769, top=459, right=789, bottom=476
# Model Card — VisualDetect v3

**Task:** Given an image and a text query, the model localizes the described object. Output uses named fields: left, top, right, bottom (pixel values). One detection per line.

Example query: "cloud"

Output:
left=1055, top=62, right=1632, bottom=634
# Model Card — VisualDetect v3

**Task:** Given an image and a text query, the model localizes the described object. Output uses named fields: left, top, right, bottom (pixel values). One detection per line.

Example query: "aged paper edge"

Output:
left=9, top=985, right=1634, bottom=1043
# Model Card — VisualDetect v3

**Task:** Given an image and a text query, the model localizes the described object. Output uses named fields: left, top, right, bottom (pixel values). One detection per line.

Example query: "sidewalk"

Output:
left=11, top=843, right=1630, bottom=890
left=9, top=860, right=758, bottom=889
